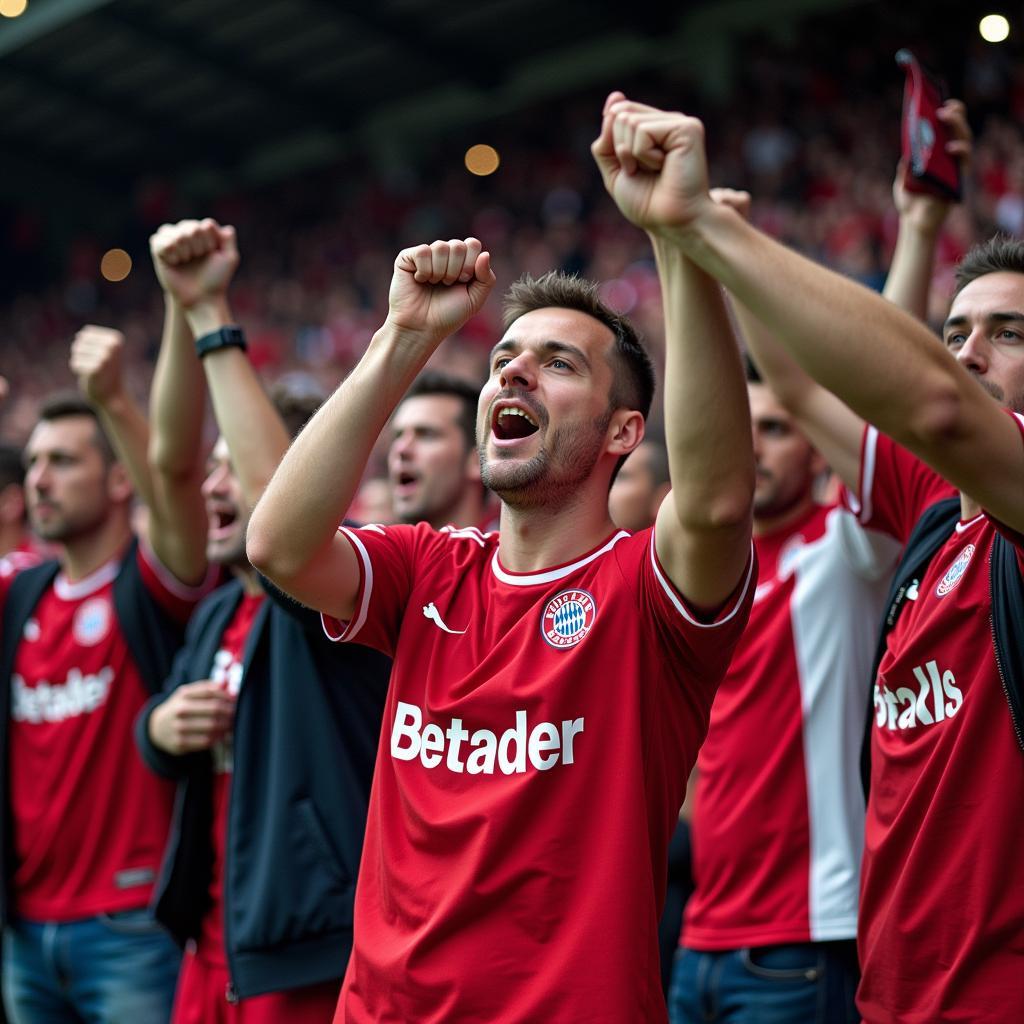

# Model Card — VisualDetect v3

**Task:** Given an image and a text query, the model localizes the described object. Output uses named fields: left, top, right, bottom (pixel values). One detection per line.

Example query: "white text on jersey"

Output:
left=391, top=701, right=584, bottom=775
left=874, top=660, right=963, bottom=731
left=12, top=668, right=114, bottom=724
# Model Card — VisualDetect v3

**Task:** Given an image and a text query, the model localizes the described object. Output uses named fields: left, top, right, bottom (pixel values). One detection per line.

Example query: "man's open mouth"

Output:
left=492, top=405, right=540, bottom=441
left=209, top=508, right=239, bottom=538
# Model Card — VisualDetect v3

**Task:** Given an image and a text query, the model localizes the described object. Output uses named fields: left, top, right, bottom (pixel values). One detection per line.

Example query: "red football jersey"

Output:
left=198, top=592, right=265, bottom=966
left=684, top=502, right=900, bottom=950
left=849, top=419, right=1024, bottom=1023
left=3, top=542, right=211, bottom=920
left=322, top=523, right=755, bottom=1024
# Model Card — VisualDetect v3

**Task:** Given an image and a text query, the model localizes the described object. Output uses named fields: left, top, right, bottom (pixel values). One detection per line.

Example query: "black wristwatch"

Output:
left=194, top=325, right=247, bottom=359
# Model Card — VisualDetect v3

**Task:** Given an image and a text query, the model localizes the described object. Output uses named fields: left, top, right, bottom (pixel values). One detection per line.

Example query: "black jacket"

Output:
left=135, top=576, right=389, bottom=999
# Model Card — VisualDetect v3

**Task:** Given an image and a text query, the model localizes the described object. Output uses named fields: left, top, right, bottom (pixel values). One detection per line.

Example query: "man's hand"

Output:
left=384, top=237, right=495, bottom=347
left=892, top=99, right=972, bottom=234
left=150, top=218, right=239, bottom=310
left=148, top=680, right=237, bottom=756
left=71, top=326, right=128, bottom=406
left=710, top=187, right=752, bottom=221
left=592, top=91, right=712, bottom=239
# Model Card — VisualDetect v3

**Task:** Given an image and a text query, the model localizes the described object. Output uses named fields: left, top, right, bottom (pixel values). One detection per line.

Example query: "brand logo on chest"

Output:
left=936, top=544, right=975, bottom=598
left=73, top=597, right=113, bottom=646
left=540, top=589, right=597, bottom=649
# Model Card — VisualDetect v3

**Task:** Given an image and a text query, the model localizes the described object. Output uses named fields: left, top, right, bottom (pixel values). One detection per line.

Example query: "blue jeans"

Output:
left=3, top=910, right=181, bottom=1024
left=668, top=942, right=859, bottom=1024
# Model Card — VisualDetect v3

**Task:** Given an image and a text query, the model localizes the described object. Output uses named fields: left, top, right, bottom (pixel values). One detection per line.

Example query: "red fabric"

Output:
left=848, top=420, right=1024, bottom=1022
left=5, top=543, right=207, bottom=920
left=684, top=502, right=897, bottom=949
left=324, top=523, right=755, bottom=1024
left=172, top=949, right=339, bottom=1024
left=197, top=593, right=265, bottom=967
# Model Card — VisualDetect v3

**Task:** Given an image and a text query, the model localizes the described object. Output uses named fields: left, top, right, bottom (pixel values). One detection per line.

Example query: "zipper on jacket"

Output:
left=989, top=551, right=1024, bottom=753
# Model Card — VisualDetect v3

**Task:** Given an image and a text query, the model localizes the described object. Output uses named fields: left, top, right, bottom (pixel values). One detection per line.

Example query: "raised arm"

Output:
left=138, top=248, right=211, bottom=586
left=642, top=104, right=1024, bottom=533
left=710, top=189, right=864, bottom=491
left=247, top=239, right=495, bottom=618
left=593, top=95, right=753, bottom=609
left=883, top=100, right=971, bottom=320
left=150, top=219, right=290, bottom=509
left=71, top=325, right=155, bottom=510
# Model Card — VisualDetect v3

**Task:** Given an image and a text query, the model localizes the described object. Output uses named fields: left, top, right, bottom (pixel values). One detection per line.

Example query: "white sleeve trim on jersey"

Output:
left=319, top=526, right=373, bottom=644
left=139, top=536, right=219, bottom=600
left=847, top=425, right=878, bottom=525
left=649, top=537, right=755, bottom=629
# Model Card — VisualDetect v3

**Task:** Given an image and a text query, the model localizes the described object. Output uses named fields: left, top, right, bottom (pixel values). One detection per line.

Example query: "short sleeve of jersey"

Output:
left=321, top=523, right=425, bottom=657
left=626, top=529, right=757, bottom=690
left=844, top=425, right=956, bottom=544
left=135, top=540, right=218, bottom=624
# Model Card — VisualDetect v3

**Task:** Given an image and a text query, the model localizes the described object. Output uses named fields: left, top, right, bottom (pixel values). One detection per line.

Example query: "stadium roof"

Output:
left=1, top=0, right=867, bottom=217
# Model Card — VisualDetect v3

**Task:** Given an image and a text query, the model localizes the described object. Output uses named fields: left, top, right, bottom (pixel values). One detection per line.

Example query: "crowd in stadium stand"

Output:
left=2, top=18, right=1023, bottom=449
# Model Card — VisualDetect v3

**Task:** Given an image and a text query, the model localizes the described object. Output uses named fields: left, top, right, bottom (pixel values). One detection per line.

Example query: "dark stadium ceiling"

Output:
left=1, top=0, right=867, bottom=213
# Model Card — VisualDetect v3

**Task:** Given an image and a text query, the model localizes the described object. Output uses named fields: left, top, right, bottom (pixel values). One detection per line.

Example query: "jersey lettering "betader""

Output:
left=322, top=523, right=754, bottom=1024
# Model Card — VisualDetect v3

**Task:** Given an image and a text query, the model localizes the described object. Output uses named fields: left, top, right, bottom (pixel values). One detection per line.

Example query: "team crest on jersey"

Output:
left=936, top=544, right=974, bottom=598
left=73, top=597, right=112, bottom=646
left=541, top=589, right=597, bottom=649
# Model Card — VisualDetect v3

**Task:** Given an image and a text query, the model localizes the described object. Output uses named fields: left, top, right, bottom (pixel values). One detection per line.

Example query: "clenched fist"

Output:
left=385, top=237, right=496, bottom=349
left=70, top=325, right=126, bottom=406
left=150, top=217, right=239, bottom=309
left=592, top=91, right=712, bottom=239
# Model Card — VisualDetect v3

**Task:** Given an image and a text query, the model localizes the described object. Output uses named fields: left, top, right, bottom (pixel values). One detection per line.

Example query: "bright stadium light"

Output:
left=979, top=14, right=1011, bottom=42
left=0, top=0, right=29, bottom=17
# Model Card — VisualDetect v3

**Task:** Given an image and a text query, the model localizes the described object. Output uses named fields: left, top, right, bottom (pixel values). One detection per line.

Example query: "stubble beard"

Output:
left=970, top=371, right=1024, bottom=413
left=479, top=411, right=611, bottom=510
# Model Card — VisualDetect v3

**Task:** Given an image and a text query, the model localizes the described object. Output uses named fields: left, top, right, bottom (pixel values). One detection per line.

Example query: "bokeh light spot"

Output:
left=101, top=249, right=132, bottom=282
left=0, top=0, right=29, bottom=17
left=980, top=14, right=1010, bottom=42
left=465, top=144, right=500, bottom=176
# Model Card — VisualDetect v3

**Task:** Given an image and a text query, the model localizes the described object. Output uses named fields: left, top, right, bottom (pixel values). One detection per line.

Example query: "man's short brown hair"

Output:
left=954, top=235, right=1024, bottom=297
left=37, top=391, right=116, bottom=465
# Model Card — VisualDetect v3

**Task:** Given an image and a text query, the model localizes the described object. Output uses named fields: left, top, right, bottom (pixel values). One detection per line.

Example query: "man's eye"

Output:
left=550, top=359, right=570, bottom=370
left=494, top=358, right=510, bottom=370
left=945, top=335, right=966, bottom=349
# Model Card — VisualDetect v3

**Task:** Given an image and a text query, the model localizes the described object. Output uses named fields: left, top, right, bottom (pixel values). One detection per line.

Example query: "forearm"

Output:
left=883, top=220, right=942, bottom=321
left=94, top=392, right=155, bottom=509
left=186, top=299, right=291, bottom=507
left=656, top=238, right=753, bottom=528
left=149, top=299, right=206, bottom=477
left=681, top=204, right=961, bottom=448
left=733, top=298, right=863, bottom=490
left=248, top=323, right=433, bottom=577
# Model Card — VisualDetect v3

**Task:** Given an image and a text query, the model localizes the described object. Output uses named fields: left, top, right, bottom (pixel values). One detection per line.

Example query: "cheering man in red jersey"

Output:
left=604, top=94, right=1024, bottom=1023
left=248, top=94, right=757, bottom=1023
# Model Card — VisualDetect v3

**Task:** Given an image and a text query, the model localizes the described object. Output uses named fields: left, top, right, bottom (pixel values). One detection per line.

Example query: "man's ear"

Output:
left=607, top=409, right=645, bottom=459
left=106, top=462, right=135, bottom=505
left=809, top=447, right=829, bottom=480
